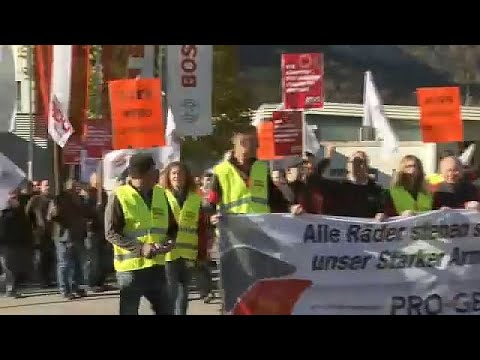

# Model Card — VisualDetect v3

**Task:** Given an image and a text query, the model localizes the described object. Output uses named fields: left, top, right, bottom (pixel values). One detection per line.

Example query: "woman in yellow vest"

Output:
left=161, top=161, right=208, bottom=315
left=379, top=155, right=433, bottom=219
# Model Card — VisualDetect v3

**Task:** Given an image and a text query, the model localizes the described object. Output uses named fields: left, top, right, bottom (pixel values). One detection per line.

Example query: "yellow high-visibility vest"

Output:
left=390, top=186, right=433, bottom=214
left=164, top=190, right=201, bottom=262
left=426, top=173, right=444, bottom=185
left=213, top=160, right=270, bottom=214
left=114, top=184, right=169, bottom=272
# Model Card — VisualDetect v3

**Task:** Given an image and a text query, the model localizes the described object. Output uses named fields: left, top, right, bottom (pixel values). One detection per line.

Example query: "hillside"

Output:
left=238, top=45, right=480, bottom=108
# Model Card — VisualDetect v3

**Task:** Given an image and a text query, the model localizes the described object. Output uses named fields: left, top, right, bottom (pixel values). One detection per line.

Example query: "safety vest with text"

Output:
left=213, top=160, right=270, bottom=214
left=389, top=186, right=433, bottom=214
left=165, top=190, right=201, bottom=262
left=114, top=185, right=169, bottom=272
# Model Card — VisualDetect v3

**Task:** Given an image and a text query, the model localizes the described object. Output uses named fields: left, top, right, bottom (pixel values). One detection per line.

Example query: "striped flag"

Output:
left=34, top=45, right=90, bottom=140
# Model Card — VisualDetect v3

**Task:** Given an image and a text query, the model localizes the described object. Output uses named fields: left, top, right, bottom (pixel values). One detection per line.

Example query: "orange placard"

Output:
left=416, top=86, right=463, bottom=143
left=109, top=78, right=165, bottom=150
left=256, top=120, right=283, bottom=160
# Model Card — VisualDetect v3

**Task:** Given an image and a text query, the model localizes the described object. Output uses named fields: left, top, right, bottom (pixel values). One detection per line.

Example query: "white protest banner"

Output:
left=167, top=45, right=213, bottom=137
left=48, top=45, right=74, bottom=147
left=219, top=210, right=480, bottom=315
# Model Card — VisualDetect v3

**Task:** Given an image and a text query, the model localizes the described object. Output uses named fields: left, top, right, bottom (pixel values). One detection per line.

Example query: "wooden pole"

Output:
left=53, top=144, right=61, bottom=196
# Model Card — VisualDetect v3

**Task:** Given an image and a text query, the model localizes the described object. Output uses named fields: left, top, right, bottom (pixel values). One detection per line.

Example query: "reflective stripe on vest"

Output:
left=213, top=160, right=270, bottom=214
left=389, top=186, right=433, bottom=214
left=164, top=190, right=201, bottom=262
left=114, top=185, right=169, bottom=272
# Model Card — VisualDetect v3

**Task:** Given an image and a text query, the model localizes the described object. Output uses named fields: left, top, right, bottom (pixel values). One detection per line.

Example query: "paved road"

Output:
left=0, top=288, right=222, bottom=315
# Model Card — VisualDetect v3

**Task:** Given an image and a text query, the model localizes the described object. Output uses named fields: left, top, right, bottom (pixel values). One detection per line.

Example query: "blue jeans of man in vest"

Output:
left=55, top=238, right=86, bottom=296
left=116, top=265, right=171, bottom=315
left=165, top=258, right=193, bottom=315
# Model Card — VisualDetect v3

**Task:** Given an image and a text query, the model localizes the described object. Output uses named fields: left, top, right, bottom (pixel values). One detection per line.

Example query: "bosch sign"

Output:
left=180, top=45, right=198, bottom=87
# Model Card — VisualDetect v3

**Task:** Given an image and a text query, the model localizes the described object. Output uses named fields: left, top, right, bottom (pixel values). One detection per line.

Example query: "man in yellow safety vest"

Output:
left=205, top=125, right=304, bottom=219
left=105, top=153, right=176, bottom=315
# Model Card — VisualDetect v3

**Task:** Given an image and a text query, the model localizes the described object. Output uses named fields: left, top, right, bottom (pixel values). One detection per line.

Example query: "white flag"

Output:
left=0, top=153, right=26, bottom=210
left=363, top=71, right=398, bottom=157
left=459, top=143, right=476, bottom=166
left=165, top=106, right=181, bottom=164
left=48, top=45, right=74, bottom=148
left=167, top=45, right=213, bottom=137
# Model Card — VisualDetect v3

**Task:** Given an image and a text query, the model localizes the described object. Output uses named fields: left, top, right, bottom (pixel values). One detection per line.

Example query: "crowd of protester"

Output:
left=1, top=126, right=479, bottom=314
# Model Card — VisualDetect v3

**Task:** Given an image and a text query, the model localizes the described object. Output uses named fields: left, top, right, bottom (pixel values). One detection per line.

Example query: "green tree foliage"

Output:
left=181, top=45, right=251, bottom=168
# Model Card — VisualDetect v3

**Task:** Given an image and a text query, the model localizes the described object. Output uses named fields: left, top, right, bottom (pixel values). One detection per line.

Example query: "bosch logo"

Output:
left=180, top=45, right=198, bottom=88
left=180, top=98, right=200, bottom=124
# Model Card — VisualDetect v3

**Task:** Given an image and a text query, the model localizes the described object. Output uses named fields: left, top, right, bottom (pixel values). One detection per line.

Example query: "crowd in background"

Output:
left=0, top=169, right=217, bottom=302
left=1, top=127, right=479, bottom=310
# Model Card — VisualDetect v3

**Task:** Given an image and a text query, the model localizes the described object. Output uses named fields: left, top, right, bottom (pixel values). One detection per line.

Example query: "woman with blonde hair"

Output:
left=380, top=155, right=433, bottom=218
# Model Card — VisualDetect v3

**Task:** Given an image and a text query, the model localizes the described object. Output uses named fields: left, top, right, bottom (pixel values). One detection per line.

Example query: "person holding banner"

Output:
left=104, top=153, right=176, bottom=315
left=161, top=161, right=208, bottom=315
left=432, top=156, right=480, bottom=211
left=207, top=125, right=303, bottom=222
left=380, top=155, right=432, bottom=218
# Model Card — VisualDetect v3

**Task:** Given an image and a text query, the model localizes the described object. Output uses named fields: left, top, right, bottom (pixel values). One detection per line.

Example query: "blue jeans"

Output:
left=84, top=232, right=103, bottom=288
left=165, top=258, right=192, bottom=315
left=55, top=240, right=85, bottom=295
left=116, top=265, right=170, bottom=315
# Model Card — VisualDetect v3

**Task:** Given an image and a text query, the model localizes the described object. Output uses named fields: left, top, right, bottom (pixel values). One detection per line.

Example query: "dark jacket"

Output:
left=47, top=191, right=91, bottom=242
left=0, top=205, right=32, bottom=247
left=26, top=194, right=52, bottom=239
left=302, top=176, right=384, bottom=218
left=432, top=181, right=480, bottom=210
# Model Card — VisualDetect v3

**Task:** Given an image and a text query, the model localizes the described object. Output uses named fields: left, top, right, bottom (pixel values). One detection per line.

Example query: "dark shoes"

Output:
left=62, top=289, right=87, bottom=300
left=63, top=293, right=76, bottom=300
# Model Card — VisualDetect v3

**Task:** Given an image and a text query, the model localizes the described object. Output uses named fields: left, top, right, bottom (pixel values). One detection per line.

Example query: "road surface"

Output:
left=0, top=288, right=222, bottom=315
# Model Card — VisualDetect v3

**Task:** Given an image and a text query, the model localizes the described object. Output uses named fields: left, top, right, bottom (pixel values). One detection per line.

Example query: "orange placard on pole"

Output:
left=416, top=86, right=463, bottom=143
left=257, top=120, right=283, bottom=160
left=109, top=78, right=165, bottom=150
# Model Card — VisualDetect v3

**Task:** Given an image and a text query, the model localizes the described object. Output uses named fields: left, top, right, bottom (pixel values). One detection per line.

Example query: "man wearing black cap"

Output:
left=105, top=153, right=177, bottom=315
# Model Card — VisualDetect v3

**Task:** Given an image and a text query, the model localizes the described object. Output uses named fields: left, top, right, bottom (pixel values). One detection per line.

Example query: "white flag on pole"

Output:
left=165, top=106, right=181, bottom=164
left=363, top=70, right=398, bottom=157
left=48, top=45, right=74, bottom=148
left=459, top=143, right=476, bottom=166
left=0, top=153, right=26, bottom=210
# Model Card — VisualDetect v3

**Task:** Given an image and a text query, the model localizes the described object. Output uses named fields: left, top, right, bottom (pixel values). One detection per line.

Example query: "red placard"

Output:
left=62, top=136, right=82, bottom=165
left=83, top=120, right=112, bottom=159
left=272, top=110, right=303, bottom=157
left=282, top=53, right=324, bottom=110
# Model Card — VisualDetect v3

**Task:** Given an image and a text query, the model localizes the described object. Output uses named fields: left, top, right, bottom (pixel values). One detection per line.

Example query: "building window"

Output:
left=16, top=81, right=21, bottom=112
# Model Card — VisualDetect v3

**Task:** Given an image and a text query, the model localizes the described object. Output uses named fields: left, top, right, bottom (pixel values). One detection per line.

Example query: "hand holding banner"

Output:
left=109, top=78, right=165, bottom=150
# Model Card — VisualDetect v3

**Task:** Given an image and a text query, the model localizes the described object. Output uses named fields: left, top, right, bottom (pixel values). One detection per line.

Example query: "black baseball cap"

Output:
left=128, top=153, right=155, bottom=177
